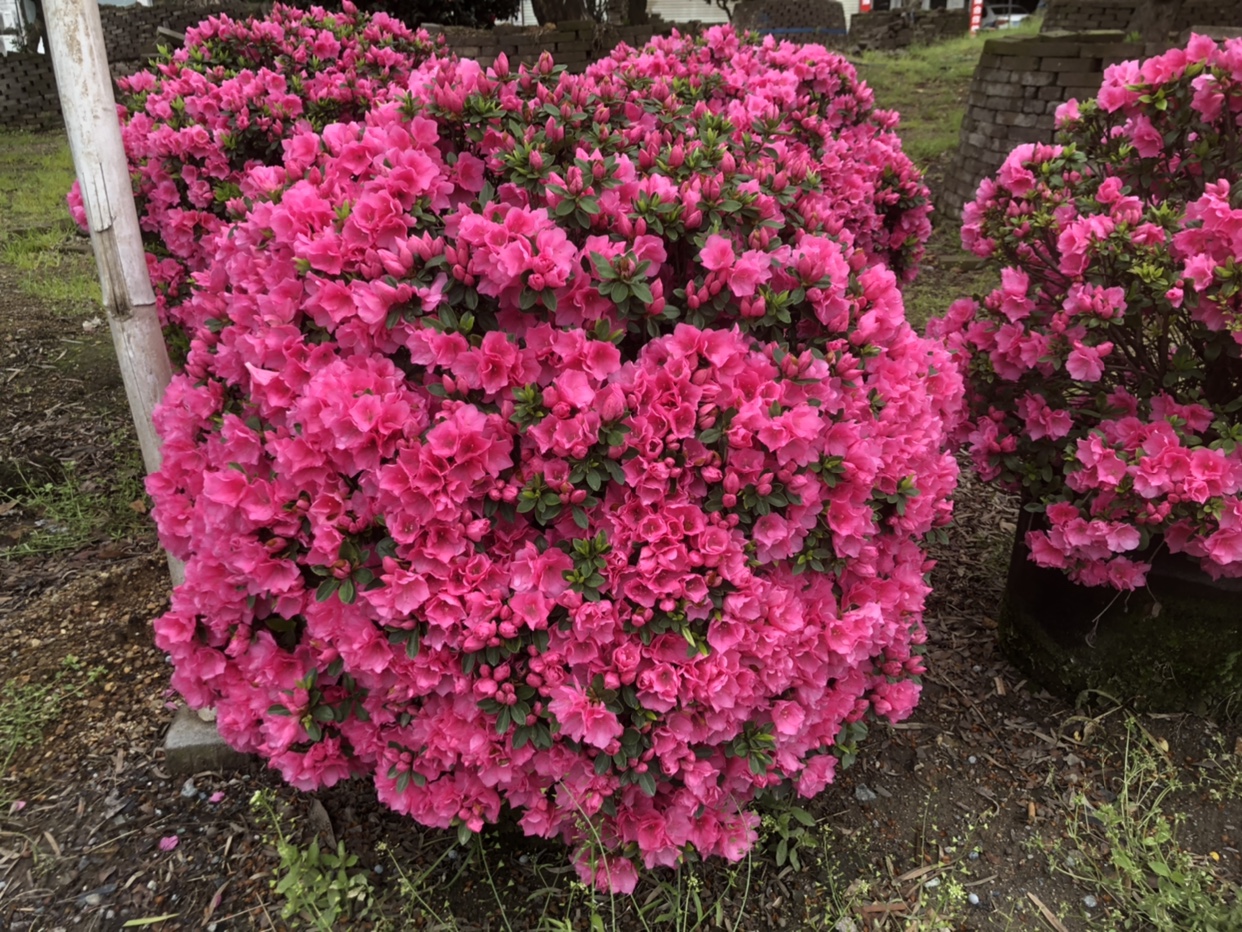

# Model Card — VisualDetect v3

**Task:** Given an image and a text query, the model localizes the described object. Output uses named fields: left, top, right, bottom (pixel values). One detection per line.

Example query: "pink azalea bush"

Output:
left=929, top=35, right=1242, bottom=590
left=146, top=26, right=960, bottom=889
left=68, top=2, right=439, bottom=333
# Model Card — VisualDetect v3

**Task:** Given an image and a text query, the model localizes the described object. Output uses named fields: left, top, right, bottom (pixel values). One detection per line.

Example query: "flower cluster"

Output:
left=145, top=25, right=958, bottom=888
left=929, top=35, right=1242, bottom=589
left=68, top=2, right=439, bottom=334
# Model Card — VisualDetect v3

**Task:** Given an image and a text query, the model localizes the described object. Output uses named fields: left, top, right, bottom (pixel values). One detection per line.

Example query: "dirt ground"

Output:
left=0, top=203, right=1239, bottom=932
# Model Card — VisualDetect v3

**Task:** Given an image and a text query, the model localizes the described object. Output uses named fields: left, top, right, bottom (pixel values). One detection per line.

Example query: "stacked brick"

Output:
left=1175, top=0, right=1242, bottom=30
left=1041, top=0, right=1138, bottom=33
left=1042, top=0, right=1242, bottom=35
left=733, top=0, right=847, bottom=44
left=101, top=0, right=262, bottom=77
left=847, top=9, right=970, bottom=50
left=1, top=0, right=264, bottom=131
left=424, top=20, right=657, bottom=72
left=937, top=32, right=1156, bottom=221
left=0, top=52, right=59, bottom=131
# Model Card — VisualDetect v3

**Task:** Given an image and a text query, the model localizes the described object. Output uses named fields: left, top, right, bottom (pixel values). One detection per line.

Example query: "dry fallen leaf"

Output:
left=1027, top=891, right=1070, bottom=932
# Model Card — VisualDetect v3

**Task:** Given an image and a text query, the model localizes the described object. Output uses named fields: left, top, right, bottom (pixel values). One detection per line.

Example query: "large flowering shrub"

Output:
left=929, top=36, right=1242, bottom=590
left=69, top=3, right=439, bottom=327
left=147, top=27, right=959, bottom=888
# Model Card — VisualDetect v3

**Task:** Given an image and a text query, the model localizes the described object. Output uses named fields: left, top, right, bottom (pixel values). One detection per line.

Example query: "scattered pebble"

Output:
left=83, top=893, right=103, bottom=907
left=854, top=784, right=878, bottom=803
left=1083, top=895, right=1098, bottom=909
left=968, top=849, right=980, bottom=860
left=924, top=877, right=940, bottom=889
left=180, top=779, right=196, bottom=798
left=968, top=892, right=981, bottom=906
left=833, top=919, right=858, bottom=932
left=968, top=755, right=977, bottom=765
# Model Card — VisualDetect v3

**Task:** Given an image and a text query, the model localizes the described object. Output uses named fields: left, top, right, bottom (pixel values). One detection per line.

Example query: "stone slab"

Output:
left=164, top=705, right=252, bottom=775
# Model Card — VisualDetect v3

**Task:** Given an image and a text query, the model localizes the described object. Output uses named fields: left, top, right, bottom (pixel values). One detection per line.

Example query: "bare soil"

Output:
left=0, top=216, right=1239, bottom=932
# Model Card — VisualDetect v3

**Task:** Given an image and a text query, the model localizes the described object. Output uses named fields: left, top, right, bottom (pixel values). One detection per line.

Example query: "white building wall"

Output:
left=0, top=0, right=23, bottom=52
left=648, top=0, right=729, bottom=22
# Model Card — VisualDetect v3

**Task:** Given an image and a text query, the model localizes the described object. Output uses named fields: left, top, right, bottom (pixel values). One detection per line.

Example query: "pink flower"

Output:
left=700, top=234, right=735, bottom=271
left=159, top=835, right=180, bottom=852
left=547, top=684, right=623, bottom=749
left=1065, top=341, right=1112, bottom=382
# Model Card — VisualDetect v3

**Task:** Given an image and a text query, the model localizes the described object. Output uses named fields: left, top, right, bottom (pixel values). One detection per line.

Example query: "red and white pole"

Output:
left=969, top=0, right=984, bottom=32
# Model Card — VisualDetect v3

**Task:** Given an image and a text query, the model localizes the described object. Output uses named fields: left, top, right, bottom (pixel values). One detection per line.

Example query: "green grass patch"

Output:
left=855, top=18, right=1041, bottom=169
left=1039, top=718, right=1242, bottom=931
left=0, top=655, right=106, bottom=800
left=0, top=130, right=102, bottom=312
left=0, top=445, right=147, bottom=560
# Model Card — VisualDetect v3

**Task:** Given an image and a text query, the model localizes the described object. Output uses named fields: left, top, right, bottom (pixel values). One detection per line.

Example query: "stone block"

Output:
left=1040, top=56, right=1101, bottom=72
left=164, top=706, right=251, bottom=775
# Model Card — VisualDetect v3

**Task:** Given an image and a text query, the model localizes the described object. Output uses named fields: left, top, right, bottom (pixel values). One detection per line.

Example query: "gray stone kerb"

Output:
left=164, top=705, right=252, bottom=775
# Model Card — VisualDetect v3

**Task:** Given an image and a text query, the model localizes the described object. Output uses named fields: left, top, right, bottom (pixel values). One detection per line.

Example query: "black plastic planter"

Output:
left=997, top=509, right=1242, bottom=715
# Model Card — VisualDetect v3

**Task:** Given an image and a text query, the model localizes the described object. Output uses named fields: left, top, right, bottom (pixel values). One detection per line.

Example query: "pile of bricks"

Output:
left=847, top=9, right=970, bottom=50
left=423, top=20, right=657, bottom=72
left=1175, top=0, right=1242, bottom=31
left=1, top=0, right=264, bottom=131
left=1041, top=0, right=1242, bottom=36
left=100, top=0, right=261, bottom=77
left=0, top=51, right=59, bottom=131
left=937, top=32, right=1156, bottom=221
left=733, top=0, right=847, bottom=44
left=1041, top=0, right=1138, bottom=33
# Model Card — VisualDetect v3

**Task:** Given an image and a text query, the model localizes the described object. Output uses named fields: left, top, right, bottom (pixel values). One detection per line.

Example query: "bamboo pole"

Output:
left=43, top=0, right=184, bottom=585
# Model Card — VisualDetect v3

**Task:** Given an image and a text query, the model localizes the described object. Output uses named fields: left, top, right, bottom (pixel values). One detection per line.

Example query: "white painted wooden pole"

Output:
left=43, top=0, right=184, bottom=585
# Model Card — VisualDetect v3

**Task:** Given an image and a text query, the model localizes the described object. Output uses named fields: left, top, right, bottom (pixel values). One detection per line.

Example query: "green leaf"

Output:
left=338, top=577, right=356, bottom=605
left=316, top=578, right=340, bottom=602
left=638, top=769, right=658, bottom=797
left=791, top=806, right=816, bottom=828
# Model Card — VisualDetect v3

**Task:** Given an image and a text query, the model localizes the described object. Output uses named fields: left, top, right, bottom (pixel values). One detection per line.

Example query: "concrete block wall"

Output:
left=847, top=9, right=970, bottom=49
left=937, top=32, right=1153, bottom=221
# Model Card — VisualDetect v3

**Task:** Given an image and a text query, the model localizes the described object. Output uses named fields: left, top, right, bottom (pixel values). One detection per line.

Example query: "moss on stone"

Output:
left=997, top=514, right=1242, bottom=717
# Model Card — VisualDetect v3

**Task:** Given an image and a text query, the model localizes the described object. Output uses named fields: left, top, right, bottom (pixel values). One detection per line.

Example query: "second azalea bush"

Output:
left=147, top=26, right=960, bottom=888
left=930, top=35, right=1242, bottom=590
